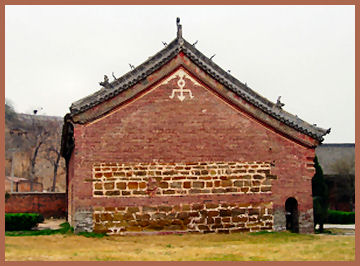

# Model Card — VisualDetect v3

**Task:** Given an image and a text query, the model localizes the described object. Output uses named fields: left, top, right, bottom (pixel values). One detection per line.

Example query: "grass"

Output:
left=5, top=231, right=355, bottom=261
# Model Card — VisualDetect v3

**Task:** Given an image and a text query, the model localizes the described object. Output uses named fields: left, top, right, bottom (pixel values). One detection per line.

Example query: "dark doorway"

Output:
left=285, top=197, right=299, bottom=233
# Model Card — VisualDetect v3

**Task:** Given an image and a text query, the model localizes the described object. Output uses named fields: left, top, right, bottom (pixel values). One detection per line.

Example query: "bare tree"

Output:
left=25, top=111, right=51, bottom=191
left=45, top=121, right=63, bottom=192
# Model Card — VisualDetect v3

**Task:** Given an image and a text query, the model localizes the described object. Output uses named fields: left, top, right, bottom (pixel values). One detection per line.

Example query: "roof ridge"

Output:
left=180, top=38, right=330, bottom=140
left=68, top=25, right=330, bottom=142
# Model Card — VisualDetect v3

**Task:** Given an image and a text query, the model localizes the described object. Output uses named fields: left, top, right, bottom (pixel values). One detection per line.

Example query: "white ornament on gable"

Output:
left=162, top=68, right=200, bottom=102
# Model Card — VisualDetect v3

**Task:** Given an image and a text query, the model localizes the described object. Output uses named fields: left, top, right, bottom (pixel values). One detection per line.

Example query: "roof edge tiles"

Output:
left=67, top=19, right=330, bottom=142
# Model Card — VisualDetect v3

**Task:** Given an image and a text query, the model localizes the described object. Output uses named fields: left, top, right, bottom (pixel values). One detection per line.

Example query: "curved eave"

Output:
left=68, top=36, right=330, bottom=143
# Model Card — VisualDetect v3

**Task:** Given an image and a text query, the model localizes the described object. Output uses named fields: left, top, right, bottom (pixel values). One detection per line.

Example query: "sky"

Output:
left=5, top=5, right=355, bottom=143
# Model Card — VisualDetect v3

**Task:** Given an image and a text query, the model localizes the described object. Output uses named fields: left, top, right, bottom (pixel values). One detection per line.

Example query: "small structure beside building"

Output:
left=61, top=19, right=330, bottom=234
left=5, top=176, right=43, bottom=192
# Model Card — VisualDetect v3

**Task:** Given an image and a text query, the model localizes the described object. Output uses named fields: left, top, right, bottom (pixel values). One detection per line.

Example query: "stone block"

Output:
left=116, top=182, right=126, bottom=189
left=104, top=182, right=115, bottom=190
left=105, top=191, right=120, bottom=196
left=128, top=182, right=139, bottom=190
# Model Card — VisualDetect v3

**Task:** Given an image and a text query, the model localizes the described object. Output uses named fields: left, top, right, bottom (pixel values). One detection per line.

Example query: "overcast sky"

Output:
left=5, top=5, right=354, bottom=143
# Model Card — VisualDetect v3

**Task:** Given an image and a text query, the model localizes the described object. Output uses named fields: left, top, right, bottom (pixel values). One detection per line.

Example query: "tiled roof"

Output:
left=68, top=22, right=330, bottom=142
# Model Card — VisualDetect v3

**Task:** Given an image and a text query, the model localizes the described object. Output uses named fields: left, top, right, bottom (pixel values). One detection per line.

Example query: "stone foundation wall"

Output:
left=92, top=161, right=276, bottom=197
left=93, top=202, right=273, bottom=235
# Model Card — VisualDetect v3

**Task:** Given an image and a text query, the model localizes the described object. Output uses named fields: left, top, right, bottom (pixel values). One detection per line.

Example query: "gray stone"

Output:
left=273, top=208, right=286, bottom=231
left=74, top=209, right=93, bottom=233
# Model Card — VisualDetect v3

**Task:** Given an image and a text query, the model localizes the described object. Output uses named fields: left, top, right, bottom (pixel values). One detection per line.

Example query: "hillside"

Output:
left=5, top=104, right=66, bottom=192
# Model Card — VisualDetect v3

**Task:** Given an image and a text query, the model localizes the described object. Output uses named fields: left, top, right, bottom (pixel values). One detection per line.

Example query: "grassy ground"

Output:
left=5, top=231, right=355, bottom=261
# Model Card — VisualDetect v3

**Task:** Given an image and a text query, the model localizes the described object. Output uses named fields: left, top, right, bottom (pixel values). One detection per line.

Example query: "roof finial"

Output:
left=176, top=17, right=182, bottom=38
left=276, top=96, right=285, bottom=109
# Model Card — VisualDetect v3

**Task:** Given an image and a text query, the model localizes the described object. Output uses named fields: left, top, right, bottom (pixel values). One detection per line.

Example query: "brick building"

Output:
left=61, top=19, right=330, bottom=234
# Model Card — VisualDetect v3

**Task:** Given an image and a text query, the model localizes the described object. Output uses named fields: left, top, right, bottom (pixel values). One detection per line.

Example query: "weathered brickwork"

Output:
left=5, top=192, right=67, bottom=218
left=66, top=54, right=319, bottom=234
left=92, top=161, right=276, bottom=197
left=93, top=202, right=273, bottom=235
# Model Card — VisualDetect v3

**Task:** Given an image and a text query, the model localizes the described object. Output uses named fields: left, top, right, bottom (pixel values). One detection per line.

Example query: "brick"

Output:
left=193, top=181, right=205, bottom=188
left=232, top=216, right=248, bottom=223
left=94, top=183, right=103, bottom=190
left=159, top=205, right=173, bottom=212
left=116, top=182, right=126, bottom=189
left=143, top=206, right=157, bottom=212
left=133, top=190, right=147, bottom=195
left=192, top=204, right=204, bottom=210
left=241, top=187, right=249, bottom=193
left=221, top=180, right=232, bottom=187
left=211, top=224, right=224, bottom=229
left=182, top=204, right=191, bottom=211
left=113, top=212, right=124, bottom=221
left=204, top=214, right=214, bottom=222
left=225, top=188, right=237, bottom=193
left=163, top=170, right=176, bottom=175
left=163, top=190, right=175, bottom=194
left=128, top=206, right=140, bottom=213
left=231, top=228, right=250, bottom=233
left=104, top=182, right=115, bottom=190
left=257, top=169, right=270, bottom=174
left=170, top=182, right=182, bottom=188
left=212, top=188, right=226, bottom=194
left=206, top=210, right=219, bottom=217
left=104, top=172, right=113, bottom=178
left=113, top=172, right=125, bottom=177
left=177, top=212, right=189, bottom=219
left=250, top=187, right=260, bottom=192
left=249, top=208, right=260, bottom=215
left=252, top=180, right=261, bottom=186
left=198, top=225, right=210, bottom=231
left=189, top=189, right=203, bottom=194
left=219, top=209, right=231, bottom=217
left=159, top=182, right=168, bottom=189
left=261, top=186, right=272, bottom=192
left=249, top=216, right=258, bottom=222
left=189, top=212, right=200, bottom=218
left=128, top=182, right=139, bottom=190
left=94, top=173, right=103, bottom=178
left=231, top=208, right=246, bottom=216
left=173, top=176, right=186, bottom=180
left=139, top=182, right=147, bottom=189
left=105, top=190, right=120, bottom=196
left=233, top=181, right=243, bottom=187
left=240, top=175, right=251, bottom=179
left=205, top=203, right=218, bottom=209
left=266, top=174, right=277, bottom=180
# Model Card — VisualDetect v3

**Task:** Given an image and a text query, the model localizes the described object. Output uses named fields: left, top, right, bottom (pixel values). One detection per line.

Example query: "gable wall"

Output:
left=68, top=60, right=316, bottom=234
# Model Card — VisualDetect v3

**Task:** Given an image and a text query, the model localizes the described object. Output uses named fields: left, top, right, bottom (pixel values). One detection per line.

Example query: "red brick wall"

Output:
left=69, top=62, right=316, bottom=233
left=5, top=193, right=67, bottom=218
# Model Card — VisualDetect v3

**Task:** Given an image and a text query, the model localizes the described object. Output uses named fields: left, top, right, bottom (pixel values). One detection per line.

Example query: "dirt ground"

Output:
left=36, top=218, right=67, bottom=230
